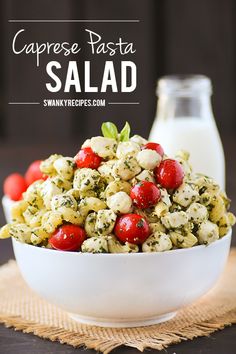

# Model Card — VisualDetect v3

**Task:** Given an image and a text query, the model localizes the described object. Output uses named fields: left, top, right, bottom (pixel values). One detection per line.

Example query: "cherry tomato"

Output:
left=3, top=173, right=27, bottom=201
left=155, top=159, right=184, bottom=189
left=75, top=147, right=102, bottom=169
left=114, top=214, right=150, bottom=245
left=49, top=224, right=86, bottom=251
left=25, top=160, right=46, bottom=186
left=130, top=181, right=161, bottom=209
left=142, top=142, right=164, bottom=157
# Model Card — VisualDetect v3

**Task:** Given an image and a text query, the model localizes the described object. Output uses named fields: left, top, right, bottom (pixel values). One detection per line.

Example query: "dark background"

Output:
left=0, top=1, right=236, bottom=353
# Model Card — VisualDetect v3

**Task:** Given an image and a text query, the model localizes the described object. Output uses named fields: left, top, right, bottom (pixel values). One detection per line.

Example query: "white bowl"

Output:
left=2, top=195, right=15, bottom=223
left=12, top=230, right=232, bottom=328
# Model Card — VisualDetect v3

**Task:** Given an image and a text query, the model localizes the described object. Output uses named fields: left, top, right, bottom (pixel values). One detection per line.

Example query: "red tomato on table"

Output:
left=3, top=173, right=27, bottom=201
left=114, top=214, right=150, bottom=245
left=49, top=224, right=86, bottom=251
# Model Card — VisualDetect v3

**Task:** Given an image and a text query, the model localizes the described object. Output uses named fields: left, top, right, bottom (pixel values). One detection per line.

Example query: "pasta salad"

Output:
left=0, top=122, right=235, bottom=253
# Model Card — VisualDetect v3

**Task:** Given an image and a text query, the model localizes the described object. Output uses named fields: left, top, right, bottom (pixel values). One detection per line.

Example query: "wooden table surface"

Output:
left=0, top=136, right=236, bottom=354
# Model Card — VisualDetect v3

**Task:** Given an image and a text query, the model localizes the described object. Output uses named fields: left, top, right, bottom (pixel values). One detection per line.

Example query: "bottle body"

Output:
left=149, top=76, right=225, bottom=188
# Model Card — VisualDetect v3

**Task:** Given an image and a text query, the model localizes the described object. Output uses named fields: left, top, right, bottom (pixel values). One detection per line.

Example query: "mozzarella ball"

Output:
left=116, top=141, right=140, bottom=159
left=90, top=136, right=117, bottom=158
left=197, top=220, right=219, bottom=244
left=186, top=203, right=208, bottom=224
left=136, top=149, right=161, bottom=170
left=173, top=183, right=199, bottom=207
left=130, top=135, right=148, bottom=146
left=107, top=191, right=132, bottom=214
left=81, top=139, right=91, bottom=148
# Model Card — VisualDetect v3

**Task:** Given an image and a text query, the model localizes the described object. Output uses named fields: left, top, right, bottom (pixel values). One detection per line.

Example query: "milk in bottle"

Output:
left=149, top=75, right=225, bottom=188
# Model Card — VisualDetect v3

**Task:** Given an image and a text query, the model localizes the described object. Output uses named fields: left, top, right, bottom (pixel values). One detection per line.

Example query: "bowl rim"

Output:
left=2, top=195, right=15, bottom=203
left=12, top=228, right=232, bottom=258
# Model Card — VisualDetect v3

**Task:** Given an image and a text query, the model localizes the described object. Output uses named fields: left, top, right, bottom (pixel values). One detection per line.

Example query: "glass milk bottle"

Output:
left=149, top=75, right=225, bottom=188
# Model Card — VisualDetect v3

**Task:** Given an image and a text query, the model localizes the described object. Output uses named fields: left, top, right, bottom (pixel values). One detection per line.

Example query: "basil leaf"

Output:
left=120, top=122, right=131, bottom=142
left=101, top=122, right=118, bottom=139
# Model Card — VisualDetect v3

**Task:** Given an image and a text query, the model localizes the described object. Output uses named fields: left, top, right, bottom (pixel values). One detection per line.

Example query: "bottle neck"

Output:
left=156, top=94, right=214, bottom=123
